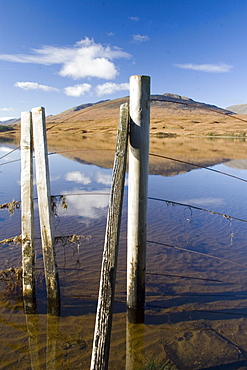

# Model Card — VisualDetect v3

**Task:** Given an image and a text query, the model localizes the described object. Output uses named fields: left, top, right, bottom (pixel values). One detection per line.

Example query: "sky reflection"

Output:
left=62, top=189, right=110, bottom=223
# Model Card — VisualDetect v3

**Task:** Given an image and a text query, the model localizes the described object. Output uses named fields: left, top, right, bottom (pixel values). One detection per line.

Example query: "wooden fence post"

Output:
left=90, top=103, right=129, bottom=370
left=32, top=107, right=60, bottom=315
left=127, top=75, right=150, bottom=318
left=21, top=111, right=36, bottom=313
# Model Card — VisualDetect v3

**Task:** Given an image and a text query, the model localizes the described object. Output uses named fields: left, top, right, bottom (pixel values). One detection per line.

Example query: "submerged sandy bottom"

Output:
left=1, top=136, right=247, bottom=369
left=2, top=308, right=247, bottom=369
left=1, top=198, right=247, bottom=369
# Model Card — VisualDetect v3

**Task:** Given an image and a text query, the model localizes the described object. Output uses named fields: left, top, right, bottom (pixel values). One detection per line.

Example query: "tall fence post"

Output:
left=21, top=111, right=36, bottom=313
left=90, top=103, right=129, bottom=370
left=127, top=75, right=150, bottom=320
left=32, top=107, right=60, bottom=315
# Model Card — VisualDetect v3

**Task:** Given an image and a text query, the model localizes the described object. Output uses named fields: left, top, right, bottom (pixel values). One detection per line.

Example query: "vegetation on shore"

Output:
left=0, top=125, right=15, bottom=132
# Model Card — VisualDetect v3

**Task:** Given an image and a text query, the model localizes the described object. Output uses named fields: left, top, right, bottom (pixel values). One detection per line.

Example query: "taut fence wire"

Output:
left=1, top=96, right=247, bottom=318
left=1, top=95, right=247, bottom=163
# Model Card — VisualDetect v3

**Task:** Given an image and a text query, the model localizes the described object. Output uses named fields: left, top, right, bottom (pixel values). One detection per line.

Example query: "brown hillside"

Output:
left=42, top=95, right=246, bottom=139
left=2, top=95, right=247, bottom=176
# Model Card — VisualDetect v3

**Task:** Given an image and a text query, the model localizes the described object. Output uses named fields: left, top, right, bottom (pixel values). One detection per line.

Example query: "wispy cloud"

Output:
left=14, top=81, right=59, bottom=92
left=0, top=107, right=13, bottom=111
left=132, top=34, right=150, bottom=43
left=129, top=16, right=139, bottom=21
left=95, top=82, right=129, bottom=96
left=174, top=63, right=233, bottom=73
left=0, top=38, right=131, bottom=80
left=0, top=117, right=16, bottom=122
left=64, top=83, right=92, bottom=97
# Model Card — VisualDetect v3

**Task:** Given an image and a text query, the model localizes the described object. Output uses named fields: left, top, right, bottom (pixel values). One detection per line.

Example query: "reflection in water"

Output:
left=25, top=313, right=42, bottom=370
left=25, top=312, right=61, bottom=369
left=46, top=315, right=59, bottom=369
left=179, top=196, right=225, bottom=207
left=23, top=295, right=37, bottom=315
left=2, top=139, right=247, bottom=368
left=126, top=318, right=144, bottom=370
left=65, top=171, right=91, bottom=185
left=62, top=189, right=110, bottom=223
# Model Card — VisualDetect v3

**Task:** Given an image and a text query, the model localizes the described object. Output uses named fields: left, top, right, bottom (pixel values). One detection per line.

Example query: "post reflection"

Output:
left=24, top=286, right=60, bottom=368
left=25, top=311, right=61, bottom=369
left=46, top=314, right=60, bottom=369
left=126, top=309, right=145, bottom=370
left=25, top=312, right=42, bottom=370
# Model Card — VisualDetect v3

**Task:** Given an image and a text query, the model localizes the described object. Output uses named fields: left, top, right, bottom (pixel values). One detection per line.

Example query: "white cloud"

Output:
left=132, top=34, right=150, bottom=42
left=0, top=109, right=15, bottom=122
left=129, top=16, right=139, bottom=21
left=64, top=83, right=92, bottom=97
left=95, top=82, right=129, bottom=96
left=14, top=81, right=59, bottom=92
left=0, top=38, right=131, bottom=80
left=0, top=107, right=13, bottom=112
left=50, top=175, right=61, bottom=182
left=0, top=117, right=16, bottom=121
left=174, top=63, right=233, bottom=73
left=65, top=171, right=91, bottom=185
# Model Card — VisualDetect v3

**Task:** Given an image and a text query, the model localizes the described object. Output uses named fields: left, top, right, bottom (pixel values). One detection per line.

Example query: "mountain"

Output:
left=0, top=118, right=19, bottom=125
left=7, top=93, right=240, bottom=141
left=226, top=104, right=247, bottom=114
left=4, top=94, right=246, bottom=177
left=10, top=94, right=234, bottom=127
left=150, top=94, right=233, bottom=114
left=47, top=94, right=233, bottom=122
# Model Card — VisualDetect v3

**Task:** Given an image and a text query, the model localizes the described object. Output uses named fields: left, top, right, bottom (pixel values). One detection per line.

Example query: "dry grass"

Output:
left=4, top=100, right=247, bottom=174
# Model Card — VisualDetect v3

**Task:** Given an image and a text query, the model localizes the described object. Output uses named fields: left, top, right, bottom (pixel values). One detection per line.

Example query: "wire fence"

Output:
left=1, top=95, right=247, bottom=164
left=1, top=100, right=247, bottom=321
left=1, top=147, right=247, bottom=246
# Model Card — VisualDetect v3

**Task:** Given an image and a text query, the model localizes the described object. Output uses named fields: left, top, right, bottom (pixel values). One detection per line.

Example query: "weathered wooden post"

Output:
left=32, top=107, right=60, bottom=315
left=21, top=111, right=36, bottom=314
left=90, top=103, right=129, bottom=370
left=127, top=75, right=150, bottom=321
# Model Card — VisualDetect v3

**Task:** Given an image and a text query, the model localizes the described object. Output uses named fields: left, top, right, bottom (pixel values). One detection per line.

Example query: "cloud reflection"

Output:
left=95, top=172, right=112, bottom=186
left=181, top=197, right=225, bottom=207
left=65, top=171, right=91, bottom=185
left=62, top=188, right=110, bottom=223
left=0, top=146, right=13, bottom=153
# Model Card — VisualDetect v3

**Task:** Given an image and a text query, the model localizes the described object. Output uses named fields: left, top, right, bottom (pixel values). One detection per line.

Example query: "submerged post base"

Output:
left=127, top=307, right=144, bottom=324
left=23, top=295, right=37, bottom=315
left=48, top=296, right=61, bottom=316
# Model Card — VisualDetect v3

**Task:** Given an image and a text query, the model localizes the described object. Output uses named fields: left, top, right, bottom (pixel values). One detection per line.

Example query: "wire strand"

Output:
left=147, top=239, right=246, bottom=267
left=148, top=197, right=247, bottom=223
left=0, top=146, right=20, bottom=161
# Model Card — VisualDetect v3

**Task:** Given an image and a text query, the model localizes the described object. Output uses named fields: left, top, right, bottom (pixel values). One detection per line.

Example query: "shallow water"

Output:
left=1, top=139, right=247, bottom=369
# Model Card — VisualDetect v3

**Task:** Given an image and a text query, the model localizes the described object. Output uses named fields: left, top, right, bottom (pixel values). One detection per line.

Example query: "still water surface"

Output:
left=1, top=139, right=247, bottom=369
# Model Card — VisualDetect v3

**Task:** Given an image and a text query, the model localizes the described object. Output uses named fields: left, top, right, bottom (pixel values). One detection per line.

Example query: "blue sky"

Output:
left=0, top=0, right=246, bottom=120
